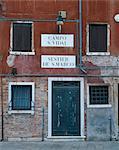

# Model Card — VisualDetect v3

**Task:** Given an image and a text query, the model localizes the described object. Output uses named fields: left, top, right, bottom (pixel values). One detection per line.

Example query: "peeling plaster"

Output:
left=83, top=56, right=119, bottom=77
left=83, top=56, right=119, bottom=66
left=0, top=0, right=6, bottom=14
left=0, top=53, right=3, bottom=61
left=7, top=55, right=16, bottom=67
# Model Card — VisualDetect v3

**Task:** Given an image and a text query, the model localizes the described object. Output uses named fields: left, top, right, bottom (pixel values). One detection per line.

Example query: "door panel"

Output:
left=52, top=81, right=80, bottom=136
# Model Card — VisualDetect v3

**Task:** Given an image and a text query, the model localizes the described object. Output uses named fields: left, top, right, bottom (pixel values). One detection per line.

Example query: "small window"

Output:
left=88, top=24, right=109, bottom=54
left=8, top=82, right=35, bottom=113
left=10, top=22, right=34, bottom=55
left=89, top=85, right=109, bottom=105
left=11, top=85, right=32, bottom=110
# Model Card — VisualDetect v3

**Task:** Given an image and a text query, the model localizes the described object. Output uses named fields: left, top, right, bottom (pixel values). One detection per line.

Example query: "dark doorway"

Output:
left=52, top=81, right=80, bottom=136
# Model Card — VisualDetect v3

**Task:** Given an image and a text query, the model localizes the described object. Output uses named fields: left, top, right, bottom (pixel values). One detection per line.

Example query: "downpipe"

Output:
left=0, top=77, right=4, bottom=141
left=42, top=106, right=44, bottom=141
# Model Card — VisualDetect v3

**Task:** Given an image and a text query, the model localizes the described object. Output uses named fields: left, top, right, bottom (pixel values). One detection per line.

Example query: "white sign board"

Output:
left=41, top=55, right=76, bottom=68
left=41, top=34, right=74, bottom=47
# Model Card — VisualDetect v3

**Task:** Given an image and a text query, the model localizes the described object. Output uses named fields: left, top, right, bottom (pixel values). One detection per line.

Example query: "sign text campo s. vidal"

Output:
left=41, top=34, right=74, bottom=47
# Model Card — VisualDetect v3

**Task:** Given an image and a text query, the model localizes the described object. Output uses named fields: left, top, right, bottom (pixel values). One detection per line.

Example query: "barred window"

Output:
left=11, top=85, right=32, bottom=110
left=8, top=82, right=35, bottom=112
left=89, top=86, right=108, bottom=105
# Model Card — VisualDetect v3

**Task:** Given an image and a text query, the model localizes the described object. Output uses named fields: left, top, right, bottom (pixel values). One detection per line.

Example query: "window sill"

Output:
left=87, top=104, right=112, bottom=108
left=8, top=110, right=34, bottom=115
left=47, top=136, right=86, bottom=140
left=9, top=51, right=35, bottom=55
left=86, top=52, right=110, bottom=56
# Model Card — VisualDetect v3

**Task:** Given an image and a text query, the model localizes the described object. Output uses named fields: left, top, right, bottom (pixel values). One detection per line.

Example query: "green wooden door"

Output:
left=52, top=81, right=80, bottom=136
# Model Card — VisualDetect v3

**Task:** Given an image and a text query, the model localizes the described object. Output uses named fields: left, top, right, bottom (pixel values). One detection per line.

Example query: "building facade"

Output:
left=0, top=0, right=119, bottom=141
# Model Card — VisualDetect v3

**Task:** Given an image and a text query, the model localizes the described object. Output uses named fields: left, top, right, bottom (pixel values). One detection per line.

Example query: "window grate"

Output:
left=89, top=86, right=108, bottom=105
left=11, top=85, right=32, bottom=110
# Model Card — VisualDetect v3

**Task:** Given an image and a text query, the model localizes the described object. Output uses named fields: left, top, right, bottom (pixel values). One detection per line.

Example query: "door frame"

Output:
left=48, top=77, right=85, bottom=139
left=111, top=79, right=119, bottom=138
left=113, top=80, right=119, bottom=126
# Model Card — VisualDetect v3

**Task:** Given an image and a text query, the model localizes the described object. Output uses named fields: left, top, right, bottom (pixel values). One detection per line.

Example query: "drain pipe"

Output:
left=79, top=0, right=82, bottom=66
left=1, top=76, right=4, bottom=141
left=109, top=115, right=112, bottom=141
left=41, top=106, right=44, bottom=141
left=79, top=0, right=87, bottom=74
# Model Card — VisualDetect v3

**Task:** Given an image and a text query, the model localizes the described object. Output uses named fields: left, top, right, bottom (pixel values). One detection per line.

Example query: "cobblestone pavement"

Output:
left=0, top=141, right=119, bottom=150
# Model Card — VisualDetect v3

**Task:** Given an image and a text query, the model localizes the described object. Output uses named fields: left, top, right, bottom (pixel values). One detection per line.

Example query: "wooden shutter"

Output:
left=13, top=23, right=32, bottom=52
left=89, top=24, right=107, bottom=52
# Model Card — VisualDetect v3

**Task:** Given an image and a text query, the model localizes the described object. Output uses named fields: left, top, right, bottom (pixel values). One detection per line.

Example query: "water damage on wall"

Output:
left=83, top=55, right=119, bottom=77
left=6, top=55, right=16, bottom=67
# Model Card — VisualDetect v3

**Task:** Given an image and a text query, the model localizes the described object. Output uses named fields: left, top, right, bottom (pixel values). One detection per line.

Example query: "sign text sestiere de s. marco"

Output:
left=41, top=55, right=76, bottom=68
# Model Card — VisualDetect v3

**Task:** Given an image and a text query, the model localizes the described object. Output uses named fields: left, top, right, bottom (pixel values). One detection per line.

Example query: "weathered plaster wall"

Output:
left=0, top=0, right=79, bottom=75
left=87, top=108, right=111, bottom=141
left=0, top=0, right=119, bottom=141
left=83, top=56, right=119, bottom=76
left=82, top=0, right=119, bottom=140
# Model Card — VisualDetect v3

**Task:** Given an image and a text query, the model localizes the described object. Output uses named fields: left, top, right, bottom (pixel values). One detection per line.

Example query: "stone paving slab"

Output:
left=0, top=141, right=119, bottom=150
